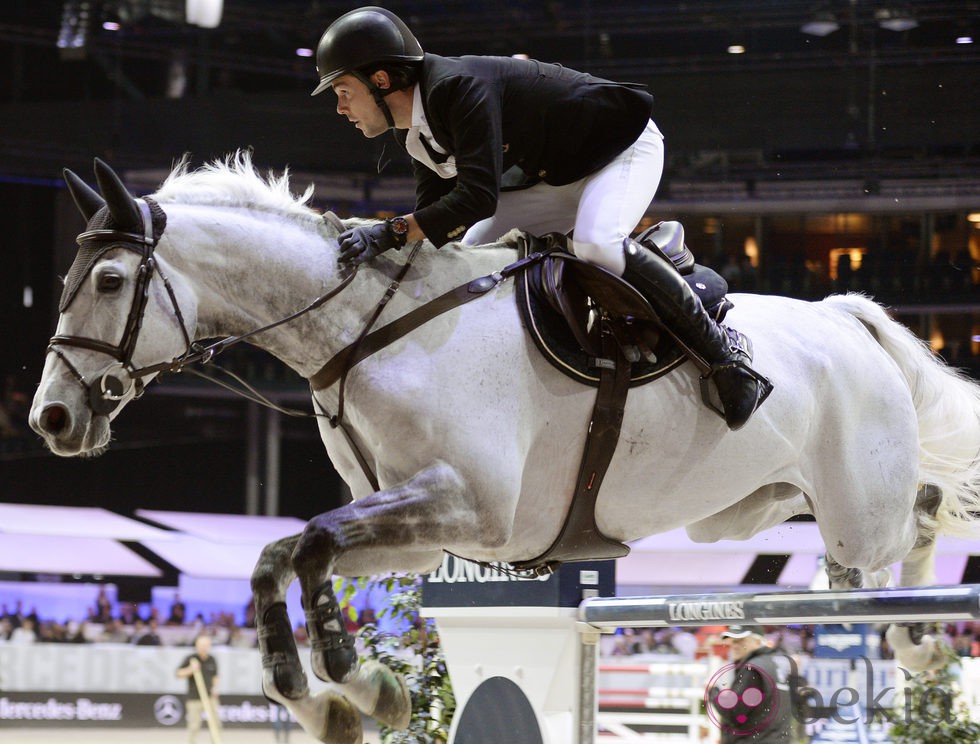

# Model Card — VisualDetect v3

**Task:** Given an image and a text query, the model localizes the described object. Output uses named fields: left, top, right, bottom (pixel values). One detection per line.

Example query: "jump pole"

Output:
left=579, top=583, right=980, bottom=629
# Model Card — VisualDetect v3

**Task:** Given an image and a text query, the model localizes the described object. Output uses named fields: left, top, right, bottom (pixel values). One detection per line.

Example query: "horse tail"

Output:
left=824, top=293, right=980, bottom=539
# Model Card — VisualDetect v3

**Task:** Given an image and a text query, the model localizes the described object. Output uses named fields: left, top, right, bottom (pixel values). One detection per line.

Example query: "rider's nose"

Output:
left=35, top=403, right=70, bottom=436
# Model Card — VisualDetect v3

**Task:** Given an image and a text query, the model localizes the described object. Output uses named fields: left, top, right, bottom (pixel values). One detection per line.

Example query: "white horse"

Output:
left=29, top=153, right=980, bottom=743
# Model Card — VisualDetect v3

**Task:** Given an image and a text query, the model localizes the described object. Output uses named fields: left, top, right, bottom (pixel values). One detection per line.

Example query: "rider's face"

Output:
left=331, top=74, right=388, bottom=138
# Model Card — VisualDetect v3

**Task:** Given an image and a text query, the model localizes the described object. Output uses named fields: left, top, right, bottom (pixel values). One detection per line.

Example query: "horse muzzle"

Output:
left=30, top=386, right=114, bottom=458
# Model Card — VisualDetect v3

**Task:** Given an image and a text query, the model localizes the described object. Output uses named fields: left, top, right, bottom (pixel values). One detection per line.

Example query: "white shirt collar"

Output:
left=410, top=85, right=446, bottom=154
left=411, top=84, right=427, bottom=129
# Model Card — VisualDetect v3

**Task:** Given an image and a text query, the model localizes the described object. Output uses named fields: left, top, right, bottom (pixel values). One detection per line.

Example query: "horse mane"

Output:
left=152, top=150, right=318, bottom=221
left=151, top=149, right=521, bottom=253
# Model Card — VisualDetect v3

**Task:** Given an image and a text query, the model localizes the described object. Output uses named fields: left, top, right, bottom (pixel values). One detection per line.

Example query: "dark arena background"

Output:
left=1, top=1, right=980, bottom=742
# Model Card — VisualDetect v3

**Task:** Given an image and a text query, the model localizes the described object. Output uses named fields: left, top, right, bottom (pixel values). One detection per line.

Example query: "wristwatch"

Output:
left=387, top=216, right=410, bottom=247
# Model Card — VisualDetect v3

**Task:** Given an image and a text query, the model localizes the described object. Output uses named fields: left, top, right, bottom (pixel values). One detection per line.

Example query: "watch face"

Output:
left=390, top=217, right=409, bottom=235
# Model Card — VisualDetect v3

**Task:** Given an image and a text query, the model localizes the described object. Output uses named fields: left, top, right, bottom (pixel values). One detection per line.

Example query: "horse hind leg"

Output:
left=886, top=484, right=947, bottom=673
left=824, top=554, right=892, bottom=590
left=898, top=483, right=942, bottom=587
left=251, top=534, right=365, bottom=744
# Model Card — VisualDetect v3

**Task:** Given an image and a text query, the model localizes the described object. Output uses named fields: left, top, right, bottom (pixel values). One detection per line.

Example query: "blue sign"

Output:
left=421, top=555, right=615, bottom=608
left=814, top=624, right=880, bottom=659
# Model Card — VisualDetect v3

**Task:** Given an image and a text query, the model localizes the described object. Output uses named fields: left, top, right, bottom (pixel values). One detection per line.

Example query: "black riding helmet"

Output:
left=311, top=6, right=423, bottom=127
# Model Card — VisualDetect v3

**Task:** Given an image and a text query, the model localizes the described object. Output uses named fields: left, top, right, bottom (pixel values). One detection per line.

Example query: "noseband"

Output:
left=47, top=197, right=195, bottom=415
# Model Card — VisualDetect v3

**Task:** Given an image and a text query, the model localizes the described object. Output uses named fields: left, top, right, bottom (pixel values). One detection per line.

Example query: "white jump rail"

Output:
left=579, top=584, right=980, bottom=629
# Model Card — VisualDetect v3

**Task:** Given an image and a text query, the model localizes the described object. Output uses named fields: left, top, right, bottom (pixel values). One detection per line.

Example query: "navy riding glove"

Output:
left=338, top=221, right=406, bottom=266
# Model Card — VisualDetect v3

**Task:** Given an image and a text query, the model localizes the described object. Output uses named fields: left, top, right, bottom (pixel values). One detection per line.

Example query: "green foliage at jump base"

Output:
left=342, top=574, right=456, bottom=743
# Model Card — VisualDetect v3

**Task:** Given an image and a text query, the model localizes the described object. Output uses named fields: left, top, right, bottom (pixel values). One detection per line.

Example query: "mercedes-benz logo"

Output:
left=154, top=695, right=183, bottom=726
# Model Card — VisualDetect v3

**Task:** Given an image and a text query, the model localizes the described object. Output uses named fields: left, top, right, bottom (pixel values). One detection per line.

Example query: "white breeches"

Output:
left=462, top=119, right=664, bottom=276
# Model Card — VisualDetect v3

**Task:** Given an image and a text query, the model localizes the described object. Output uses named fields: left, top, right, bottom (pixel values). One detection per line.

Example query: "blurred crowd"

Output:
left=0, top=589, right=254, bottom=648
left=603, top=622, right=980, bottom=660
left=0, top=587, right=382, bottom=650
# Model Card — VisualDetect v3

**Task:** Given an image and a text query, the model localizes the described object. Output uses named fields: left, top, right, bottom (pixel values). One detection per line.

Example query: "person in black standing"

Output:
left=709, top=625, right=795, bottom=743
left=176, top=634, right=222, bottom=743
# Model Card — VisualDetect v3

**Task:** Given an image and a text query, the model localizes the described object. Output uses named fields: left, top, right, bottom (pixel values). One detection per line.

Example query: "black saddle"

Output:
left=514, top=223, right=731, bottom=387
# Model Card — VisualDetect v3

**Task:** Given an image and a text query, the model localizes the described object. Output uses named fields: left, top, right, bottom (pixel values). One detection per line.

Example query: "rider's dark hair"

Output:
left=358, top=62, right=420, bottom=93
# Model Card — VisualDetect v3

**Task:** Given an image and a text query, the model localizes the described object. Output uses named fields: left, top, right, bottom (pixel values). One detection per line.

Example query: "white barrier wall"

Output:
left=0, top=643, right=264, bottom=695
left=0, top=642, right=315, bottom=729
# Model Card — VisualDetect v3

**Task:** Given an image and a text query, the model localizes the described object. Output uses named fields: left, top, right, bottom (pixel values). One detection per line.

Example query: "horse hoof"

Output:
left=288, top=689, right=363, bottom=744
left=261, top=660, right=309, bottom=701
left=318, top=692, right=362, bottom=744
left=887, top=625, right=943, bottom=673
left=274, top=664, right=310, bottom=700
left=343, top=660, right=412, bottom=730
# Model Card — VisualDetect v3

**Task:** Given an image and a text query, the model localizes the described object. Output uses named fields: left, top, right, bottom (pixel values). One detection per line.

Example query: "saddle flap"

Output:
left=544, top=257, right=598, bottom=354
left=558, top=255, right=661, bottom=324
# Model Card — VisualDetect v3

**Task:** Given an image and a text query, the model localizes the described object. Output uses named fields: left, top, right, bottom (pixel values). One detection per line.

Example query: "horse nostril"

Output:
left=39, top=404, right=69, bottom=435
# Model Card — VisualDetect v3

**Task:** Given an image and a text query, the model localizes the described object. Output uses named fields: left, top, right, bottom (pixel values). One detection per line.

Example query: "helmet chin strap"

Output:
left=351, top=69, right=398, bottom=129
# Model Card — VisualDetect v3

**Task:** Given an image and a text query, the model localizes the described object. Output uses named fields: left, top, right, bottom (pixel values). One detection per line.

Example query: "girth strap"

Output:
left=511, top=324, right=632, bottom=574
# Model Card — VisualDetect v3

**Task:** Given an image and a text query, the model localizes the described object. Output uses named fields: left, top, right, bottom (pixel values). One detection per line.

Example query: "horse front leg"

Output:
left=292, top=461, right=495, bottom=729
left=885, top=484, right=946, bottom=673
left=251, top=534, right=363, bottom=744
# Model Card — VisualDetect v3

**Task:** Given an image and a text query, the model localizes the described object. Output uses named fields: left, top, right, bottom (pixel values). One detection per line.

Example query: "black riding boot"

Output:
left=622, top=240, right=771, bottom=430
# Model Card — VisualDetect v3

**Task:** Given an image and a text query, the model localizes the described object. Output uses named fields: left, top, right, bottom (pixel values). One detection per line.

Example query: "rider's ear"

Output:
left=372, top=70, right=391, bottom=90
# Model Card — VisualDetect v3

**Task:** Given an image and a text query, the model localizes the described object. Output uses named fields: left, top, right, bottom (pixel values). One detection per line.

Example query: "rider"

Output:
left=311, top=6, right=769, bottom=430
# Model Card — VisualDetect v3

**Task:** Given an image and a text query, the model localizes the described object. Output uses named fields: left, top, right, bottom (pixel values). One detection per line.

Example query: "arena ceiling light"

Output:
left=56, top=0, right=91, bottom=60
left=875, top=7, right=919, bottom=32
left=800, top=11, right=840, bottom=37
left=186, top=0, right=223, bottom=28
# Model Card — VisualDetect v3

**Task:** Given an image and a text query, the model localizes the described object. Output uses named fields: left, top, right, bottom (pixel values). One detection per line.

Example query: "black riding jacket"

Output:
left=394, top=53, right=654, bottom=247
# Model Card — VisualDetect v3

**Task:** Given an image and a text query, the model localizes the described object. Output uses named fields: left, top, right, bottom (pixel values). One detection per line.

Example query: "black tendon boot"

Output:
left=622, top=240, right=772, bottom=429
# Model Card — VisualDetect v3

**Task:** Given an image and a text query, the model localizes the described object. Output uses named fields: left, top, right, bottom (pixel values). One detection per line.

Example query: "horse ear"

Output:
left=93, top=157, right=141, bottom=229
left=63, top=168, right=106, bottom=221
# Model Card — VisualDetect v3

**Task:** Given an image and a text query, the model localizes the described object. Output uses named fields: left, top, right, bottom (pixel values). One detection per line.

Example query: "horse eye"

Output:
left=98, top=273, right=124, bottom=292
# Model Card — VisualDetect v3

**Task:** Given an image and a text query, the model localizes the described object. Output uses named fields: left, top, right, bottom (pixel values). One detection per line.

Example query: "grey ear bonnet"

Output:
left=60, top=196, right=167, bottom=313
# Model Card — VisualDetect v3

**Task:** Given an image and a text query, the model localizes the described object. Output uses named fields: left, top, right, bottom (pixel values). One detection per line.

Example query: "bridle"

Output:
left=47, top=197, right=195, bottom=415
left=46, top=197, right=358, bottom=416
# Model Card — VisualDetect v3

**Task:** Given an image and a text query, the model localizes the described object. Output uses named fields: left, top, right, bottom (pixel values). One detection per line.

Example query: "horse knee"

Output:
left=252, top=536, right=300, bottom=601
left=291, top=517, right=340, bottom=580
